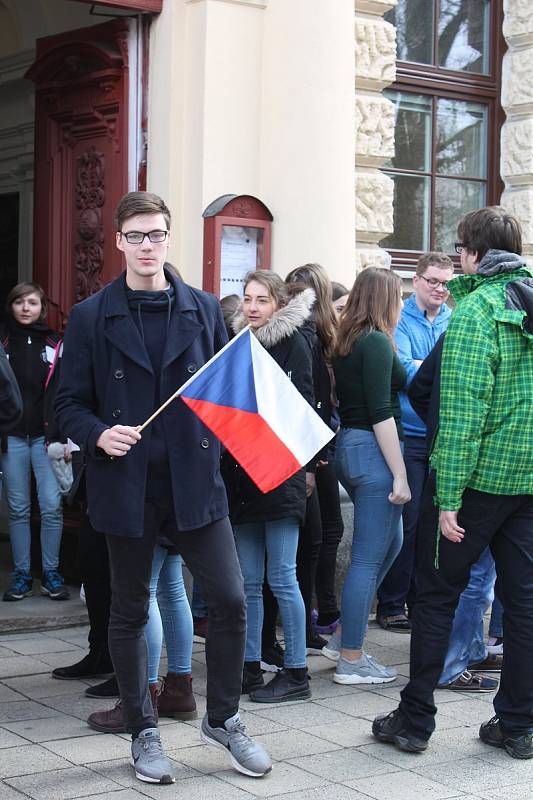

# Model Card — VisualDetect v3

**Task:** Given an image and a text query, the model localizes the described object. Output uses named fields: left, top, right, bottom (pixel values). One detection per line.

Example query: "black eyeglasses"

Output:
left=121, top=230, right=168, bottom=245
left=454, top=242, right=465, bottom=254
left=420, top=275, right=449, bottom=290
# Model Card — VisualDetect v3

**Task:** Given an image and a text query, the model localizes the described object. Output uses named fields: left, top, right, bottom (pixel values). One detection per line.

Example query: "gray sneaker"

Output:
left=334, top=653, right=397, bottom=685
left=322, top=631, right=341, bottom=662
left=131, top=728, right=175, bottom=784
left=200, top=713, right=272, bottom=777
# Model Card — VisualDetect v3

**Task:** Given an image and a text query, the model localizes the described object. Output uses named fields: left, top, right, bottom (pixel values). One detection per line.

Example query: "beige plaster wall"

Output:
left=148, top=0, right=355, bottom=289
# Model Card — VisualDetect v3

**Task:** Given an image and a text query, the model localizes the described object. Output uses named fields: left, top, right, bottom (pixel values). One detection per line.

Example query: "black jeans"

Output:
left=297, top=487, right=323, bottom=637
left=377, top=436, right=428, bottom=618
left=315, top=462, right=344, bottom=618
left=106, top=498, right=246, bottom=734
left=400, top=473, right=533, bottom=739
left=78, top=513, right=111, bottom=654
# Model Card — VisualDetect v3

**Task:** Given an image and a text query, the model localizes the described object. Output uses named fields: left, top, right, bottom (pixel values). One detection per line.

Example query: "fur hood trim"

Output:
left=232, top=287, right=316, bottom=348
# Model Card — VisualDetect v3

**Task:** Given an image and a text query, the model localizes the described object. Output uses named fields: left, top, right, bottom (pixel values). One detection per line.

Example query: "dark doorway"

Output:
left=0, top=193, right=19, bottom=325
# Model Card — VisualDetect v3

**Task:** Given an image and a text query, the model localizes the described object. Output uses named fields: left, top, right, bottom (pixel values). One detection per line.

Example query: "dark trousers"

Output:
left=400, top=472, right=533, bottom=739
left=78, top=513, right=111, bottom=654
left=377, top=436, right=428, bottom=618
left=315, top=462, right=344, bottom=617
left=297, top=487, right=323, bottom=637
left=106, top=498, right=246, bottom=734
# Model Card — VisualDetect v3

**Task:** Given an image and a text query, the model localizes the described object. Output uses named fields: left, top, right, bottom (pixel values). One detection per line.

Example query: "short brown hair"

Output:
left=115, top=192, right=171, bottom=231
left=6, top=282, right=48, bottom=322
left=416, top=252, right=454, bottom=277
left=243, top=270, right=288, bottom=308
left=457, top=206, right=522, bottom=261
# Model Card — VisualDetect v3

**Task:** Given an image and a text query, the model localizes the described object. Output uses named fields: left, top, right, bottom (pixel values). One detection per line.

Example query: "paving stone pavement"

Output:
left=0, top=623, right=529, bottom=800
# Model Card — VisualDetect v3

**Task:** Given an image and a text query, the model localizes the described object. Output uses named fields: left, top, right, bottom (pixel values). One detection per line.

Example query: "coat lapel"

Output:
left=161, top=273, right=203, bottom=372
left=103, top=274, right=153, bottom=374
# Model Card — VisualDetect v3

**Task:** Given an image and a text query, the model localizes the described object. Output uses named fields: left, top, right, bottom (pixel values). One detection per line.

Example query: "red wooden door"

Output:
left=26, top=18, right=131, bottom=330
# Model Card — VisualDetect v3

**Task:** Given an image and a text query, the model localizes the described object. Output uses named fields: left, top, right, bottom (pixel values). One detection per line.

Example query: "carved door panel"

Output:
left=27, top=19, right=131, bottom=330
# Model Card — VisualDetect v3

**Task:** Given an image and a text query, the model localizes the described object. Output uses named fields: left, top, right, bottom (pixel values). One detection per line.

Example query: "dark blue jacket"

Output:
left=55, top=268, right=229, bottom=537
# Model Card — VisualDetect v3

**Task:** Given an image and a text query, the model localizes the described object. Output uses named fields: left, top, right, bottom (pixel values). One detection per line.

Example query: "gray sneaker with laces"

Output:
left=334, top=653, right=397, bottom=685
left=131, top=727, right=174, bottom=784
left=322, top=631, right=341, bottom=662
left=200, top=713, right=272, bottom=777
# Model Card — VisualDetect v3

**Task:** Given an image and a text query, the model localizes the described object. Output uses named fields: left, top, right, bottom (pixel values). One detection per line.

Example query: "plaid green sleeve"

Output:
left=434, top=310, right=498, bottom=510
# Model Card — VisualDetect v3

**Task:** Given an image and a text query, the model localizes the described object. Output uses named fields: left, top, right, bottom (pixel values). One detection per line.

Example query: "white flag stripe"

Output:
left=250, top=333, right=334, bottom=464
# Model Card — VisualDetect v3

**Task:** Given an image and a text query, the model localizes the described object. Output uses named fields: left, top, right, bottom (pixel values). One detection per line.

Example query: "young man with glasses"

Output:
left=373, top=206, right=533, bottom=760
left=376, top=252, right=453, bottom=633
left=55, top=192, right=271, bottom=785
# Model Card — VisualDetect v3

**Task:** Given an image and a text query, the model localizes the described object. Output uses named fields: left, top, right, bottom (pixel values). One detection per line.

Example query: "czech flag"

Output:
left=179, top=327, right=334, bottom=493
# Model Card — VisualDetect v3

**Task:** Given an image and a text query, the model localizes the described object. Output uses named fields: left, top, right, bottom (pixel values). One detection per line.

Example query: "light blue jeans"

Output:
left=336, top=428, right=404, bottom=650
left=439, top=546, right=496, bottom=684
left=1, top=435, right=63, bottom=574
left=145, top=544, right=193, bottom=684
left=234, top=517, right=306, bottom=668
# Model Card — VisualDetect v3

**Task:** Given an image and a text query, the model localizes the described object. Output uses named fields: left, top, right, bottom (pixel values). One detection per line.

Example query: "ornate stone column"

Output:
left=355, top=0, right=396, bottom=271
left=501, top=0, right=533, bottom=256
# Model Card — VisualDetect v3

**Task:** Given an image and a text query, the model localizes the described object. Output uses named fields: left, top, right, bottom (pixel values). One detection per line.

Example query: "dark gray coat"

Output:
left=55, top=268, right=229, bottom=537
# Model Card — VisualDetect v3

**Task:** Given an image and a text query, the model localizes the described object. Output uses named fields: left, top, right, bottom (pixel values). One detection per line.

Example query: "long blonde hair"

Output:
left=285, top=263, right=337, bottom=359
left=336, top=268, right=402, bottom=358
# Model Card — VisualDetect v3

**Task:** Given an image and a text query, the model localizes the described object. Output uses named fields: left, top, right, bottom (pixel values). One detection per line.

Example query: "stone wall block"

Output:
left=500, top=187, right=533, bottom=251
left=502, top=50, right=533, bottom=111
left=356, top=170, right=394, bottom=241
left=355, top=247, right=392, bottom=271
left=503, top=0, right=533, bottom=41
left=355, top=17, right=396, bottom=89
left=355, top=94, right=394, bottom=163
left=501, top=118, right=533, bottom=182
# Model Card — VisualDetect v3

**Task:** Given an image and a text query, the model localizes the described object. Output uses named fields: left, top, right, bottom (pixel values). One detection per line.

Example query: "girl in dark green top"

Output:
left=323, top=268, right=411, bottom=685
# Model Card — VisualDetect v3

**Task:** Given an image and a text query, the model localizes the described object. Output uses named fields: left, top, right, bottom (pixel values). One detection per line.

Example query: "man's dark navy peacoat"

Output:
left=55, top=268, right=229, bottom=537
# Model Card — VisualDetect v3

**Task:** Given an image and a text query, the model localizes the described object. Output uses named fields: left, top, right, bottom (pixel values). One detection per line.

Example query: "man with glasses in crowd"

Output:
left=373, top=206, right=533, bottom=760
left=376, top=252, right=453, bottom=633
left=55, top=191, right=271, bottom=785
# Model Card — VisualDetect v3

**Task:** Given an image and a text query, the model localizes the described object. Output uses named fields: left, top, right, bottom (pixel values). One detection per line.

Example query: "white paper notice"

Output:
left=220, top=226, right=260, bottom=298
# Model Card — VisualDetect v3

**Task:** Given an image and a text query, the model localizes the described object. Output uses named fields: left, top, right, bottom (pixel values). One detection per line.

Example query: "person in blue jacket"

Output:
left=55, top=191, right=271, bottom=786
left=376, top=252, right=453, bottom=632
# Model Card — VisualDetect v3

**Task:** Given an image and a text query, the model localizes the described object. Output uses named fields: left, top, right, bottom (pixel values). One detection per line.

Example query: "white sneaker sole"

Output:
left=130, top=758, right=175, bottom=784
left=322, top=646, right=341, bottom=662
left=333, top=672, right=396, bottom=685
left=200, top=728, right=272, bottom=778
left=260, top=660, right=281, bottom=673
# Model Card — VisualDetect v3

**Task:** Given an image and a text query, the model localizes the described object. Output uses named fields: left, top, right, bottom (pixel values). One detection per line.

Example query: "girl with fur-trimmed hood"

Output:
left=224, top=269, right=314, bottom=705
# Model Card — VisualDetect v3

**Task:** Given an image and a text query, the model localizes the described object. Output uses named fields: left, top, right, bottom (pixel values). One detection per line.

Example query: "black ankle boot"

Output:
left=242, top=661, right=265, bottom=694
left=85, top=674, right=119, bottom=698
left=52, top=650, right=113, bottom=680
left=249, top=668, right=311, bottom=704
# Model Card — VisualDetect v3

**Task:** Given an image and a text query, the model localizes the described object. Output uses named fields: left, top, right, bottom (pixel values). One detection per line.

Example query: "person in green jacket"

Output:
left=373, top=206, right=533, bottom=760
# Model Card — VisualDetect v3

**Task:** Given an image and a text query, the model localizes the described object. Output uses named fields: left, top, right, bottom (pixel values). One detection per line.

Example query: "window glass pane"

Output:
left=434, top=178, right=486, bottom=252
left=436, top=99, right=487, bottom=178
left=385, top=91, right=432, bottom=171
left=381, top=174, right=430, bottom=251
left=438, top=0, right=490, bottom=74
left=384, top=0, right=433, bottom=65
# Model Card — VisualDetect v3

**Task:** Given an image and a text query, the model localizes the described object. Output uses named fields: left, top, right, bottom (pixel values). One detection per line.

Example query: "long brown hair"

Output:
left=285, top=263, right=337, bottom=359
left=243, top=270, right=288, bottom=308
left=335, top=268, right=402, bottom=358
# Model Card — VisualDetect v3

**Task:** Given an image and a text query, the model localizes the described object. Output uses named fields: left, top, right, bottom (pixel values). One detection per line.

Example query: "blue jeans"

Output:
left=1, top=435, right=63, bottom=573
left=336, top=428, right=404, bottom=650
left=377, top=435, right=428, bottom=617
left=439, top=546, right=496, bottom=684
left=145, top=544, right=193, bottom=683
left=234, top=517, right=306, bottom=668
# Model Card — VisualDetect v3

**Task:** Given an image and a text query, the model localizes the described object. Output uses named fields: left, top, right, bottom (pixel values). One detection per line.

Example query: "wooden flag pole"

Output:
left=137, top=325, right=251, bottom=433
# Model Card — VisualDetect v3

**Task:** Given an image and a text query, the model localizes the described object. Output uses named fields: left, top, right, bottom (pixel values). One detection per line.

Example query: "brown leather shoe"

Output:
left=157, top=672, right=197, bottom=720
left=87, top=700, right=126, bottom=733
left=469, top=653, right=503, bottom=672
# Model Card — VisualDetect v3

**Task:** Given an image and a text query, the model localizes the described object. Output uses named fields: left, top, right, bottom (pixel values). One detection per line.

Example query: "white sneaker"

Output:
left=322, top=631, right=341, bottom=662
left=334, top=653, right=397, bottom=685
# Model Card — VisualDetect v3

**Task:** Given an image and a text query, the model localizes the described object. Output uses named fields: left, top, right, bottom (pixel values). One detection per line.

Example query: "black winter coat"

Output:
left=55, top=268, right=229, bottom=537
left=223, top=289, right=315, bottom=524
left=0, top=343, right=22, bottom=433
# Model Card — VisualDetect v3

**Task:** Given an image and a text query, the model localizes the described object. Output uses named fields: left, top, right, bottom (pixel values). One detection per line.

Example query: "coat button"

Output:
left=112, top=409, right=122, bottom=419
left=200, top=438, right=209, bottom=449
left=187, top=363, right=198, bottom=374
left=113, top=368, right=124, bottom=380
